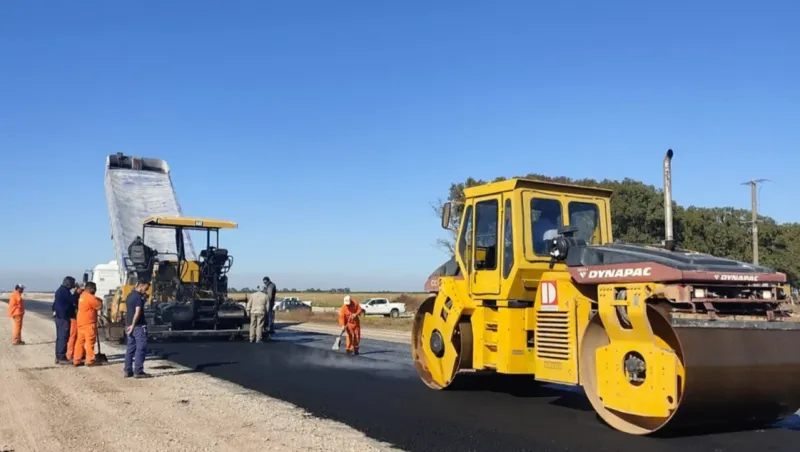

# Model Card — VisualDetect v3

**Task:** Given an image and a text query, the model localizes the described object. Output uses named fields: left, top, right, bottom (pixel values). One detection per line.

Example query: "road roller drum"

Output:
left=581, top=305, right=800, bottom=434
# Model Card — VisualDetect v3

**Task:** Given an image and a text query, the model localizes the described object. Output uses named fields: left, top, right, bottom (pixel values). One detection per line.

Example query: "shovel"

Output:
left=94, top=327, right=109, bottom=364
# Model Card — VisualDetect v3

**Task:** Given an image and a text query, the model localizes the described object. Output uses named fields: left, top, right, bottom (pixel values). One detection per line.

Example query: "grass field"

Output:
left=229, top=291, right=429, bottom=310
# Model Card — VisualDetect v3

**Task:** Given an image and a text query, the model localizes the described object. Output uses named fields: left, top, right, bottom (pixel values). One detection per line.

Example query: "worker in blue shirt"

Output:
left=123, top=280, right=152, bottom=378
left=52, top=276, right=77, bottom=364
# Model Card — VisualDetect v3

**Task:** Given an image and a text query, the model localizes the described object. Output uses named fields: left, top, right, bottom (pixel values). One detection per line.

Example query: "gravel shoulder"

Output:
left=0, top=301, right=402, bottom=452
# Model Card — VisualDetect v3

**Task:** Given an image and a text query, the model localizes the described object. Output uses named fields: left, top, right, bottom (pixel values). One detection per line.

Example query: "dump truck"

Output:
left=414, top=149, right=800, bottom=435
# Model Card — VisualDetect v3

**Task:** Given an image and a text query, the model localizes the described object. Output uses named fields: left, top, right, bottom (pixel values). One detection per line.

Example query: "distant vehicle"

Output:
left=275, top=297, right=312, bottom=312
left=360, top=297, right=406, bottom=318
left=276, top=296, right=312, bottom=307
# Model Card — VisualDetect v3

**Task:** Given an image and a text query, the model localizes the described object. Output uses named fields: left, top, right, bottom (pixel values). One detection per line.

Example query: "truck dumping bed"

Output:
left=105, top=153, right=197, bottom=278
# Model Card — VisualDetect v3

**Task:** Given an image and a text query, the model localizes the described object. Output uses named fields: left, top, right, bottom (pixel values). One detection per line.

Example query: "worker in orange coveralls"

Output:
left=338, top=295, right=364, bottom=355
left=7, top=284, right=25, bottom=345
left=66, top=284, right=84, bottom=361
left=73, top=282, right=102, bottom=367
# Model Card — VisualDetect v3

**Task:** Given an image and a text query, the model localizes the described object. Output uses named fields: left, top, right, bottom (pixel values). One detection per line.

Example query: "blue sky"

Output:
left=2, top=0, right=798, bottom=291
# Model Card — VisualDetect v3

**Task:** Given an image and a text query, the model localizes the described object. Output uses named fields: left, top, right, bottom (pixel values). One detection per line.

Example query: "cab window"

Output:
left=502, top=198, right=514, bottom=279
left=457, top=205, right=474, bottom=273
left=568, top=202, right=601, bottom=244
left=474, top=199, right=498, bottom=270
left=530, top=198, right=563, bottom=255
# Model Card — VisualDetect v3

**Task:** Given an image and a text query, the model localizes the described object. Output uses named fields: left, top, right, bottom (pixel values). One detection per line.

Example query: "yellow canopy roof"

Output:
left=142, top=216, right=238, bottom=229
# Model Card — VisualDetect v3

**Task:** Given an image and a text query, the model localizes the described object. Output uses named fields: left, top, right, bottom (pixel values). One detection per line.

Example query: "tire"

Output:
left=390, top=309, right=399, bottom=318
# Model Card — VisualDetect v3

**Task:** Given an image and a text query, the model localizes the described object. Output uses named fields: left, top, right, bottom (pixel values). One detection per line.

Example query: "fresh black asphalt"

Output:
left=16, top=298, right=800, bottom=451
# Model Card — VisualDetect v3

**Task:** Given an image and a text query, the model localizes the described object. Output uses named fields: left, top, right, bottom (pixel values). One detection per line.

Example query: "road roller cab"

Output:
left=413, top=150, right=800, bottom=435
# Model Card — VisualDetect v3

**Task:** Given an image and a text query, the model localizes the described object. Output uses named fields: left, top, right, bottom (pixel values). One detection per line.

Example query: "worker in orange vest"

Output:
left=338, top=295, right=364, bottom=355
left=7, top=284, right=25, bottom=345
left=67, top=284, right=84, bottom=361
left=73, top=282, right=102, bottom=367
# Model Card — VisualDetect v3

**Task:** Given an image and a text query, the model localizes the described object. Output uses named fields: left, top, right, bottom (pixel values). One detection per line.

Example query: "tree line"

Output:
left=433, top=174, right=800, bottom=286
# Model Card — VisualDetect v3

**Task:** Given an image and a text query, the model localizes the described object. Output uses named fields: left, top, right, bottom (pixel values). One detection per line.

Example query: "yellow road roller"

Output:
left=414, top=149, right=800, bottom=435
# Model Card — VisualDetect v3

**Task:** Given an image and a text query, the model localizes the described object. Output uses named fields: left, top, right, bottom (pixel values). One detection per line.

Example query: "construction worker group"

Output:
left=7, top=277, right=365, bottom=368
left=245, top=276, right=365, bottom=354
left=7, top=277, right=103, bottom=364
left=52, top=276, right=103, bottom=366
left=7, top=276, right=152, bottom=378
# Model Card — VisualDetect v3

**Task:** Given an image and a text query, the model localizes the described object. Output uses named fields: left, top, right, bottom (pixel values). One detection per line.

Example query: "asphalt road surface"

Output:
left=19, top=298, right=800, bottom=452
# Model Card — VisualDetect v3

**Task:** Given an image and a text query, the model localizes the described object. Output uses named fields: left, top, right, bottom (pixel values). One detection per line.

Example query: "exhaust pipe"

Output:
left=663, top=149, right=675, bottom=251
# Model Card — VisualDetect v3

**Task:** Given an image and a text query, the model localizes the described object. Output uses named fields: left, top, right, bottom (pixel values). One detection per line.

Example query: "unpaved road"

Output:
left=0, top=300, right=400, bottom=452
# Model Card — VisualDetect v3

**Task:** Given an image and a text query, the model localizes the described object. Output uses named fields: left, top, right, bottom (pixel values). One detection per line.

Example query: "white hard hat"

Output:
left=343, top=295, right=351, bottom=305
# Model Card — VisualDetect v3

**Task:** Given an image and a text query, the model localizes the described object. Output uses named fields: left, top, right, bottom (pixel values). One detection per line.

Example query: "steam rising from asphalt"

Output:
left=273, top=333, right=415, bottom=379
left=287, top=351, right=413, bottom=379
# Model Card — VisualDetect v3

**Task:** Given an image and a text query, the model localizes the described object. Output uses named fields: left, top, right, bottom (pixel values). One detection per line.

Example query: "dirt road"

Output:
left=0, top=301, right=400, bottom=452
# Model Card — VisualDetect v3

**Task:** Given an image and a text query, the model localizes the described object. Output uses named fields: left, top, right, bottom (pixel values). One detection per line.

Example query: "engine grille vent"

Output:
left=535, top=311, right=570, bottom=361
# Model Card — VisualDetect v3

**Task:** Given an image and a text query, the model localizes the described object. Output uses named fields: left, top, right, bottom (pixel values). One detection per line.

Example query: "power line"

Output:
left=740, top=178, right=769, bottom=265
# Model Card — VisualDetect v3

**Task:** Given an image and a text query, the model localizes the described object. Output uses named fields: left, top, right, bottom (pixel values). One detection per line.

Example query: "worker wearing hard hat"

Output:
left=73, top=282, right=102, bottom=367
left=7, top=284, right=25, bottom=345
left=67, top=284, right=84, bottom=361
left=338, top=295, right=364, bottom=355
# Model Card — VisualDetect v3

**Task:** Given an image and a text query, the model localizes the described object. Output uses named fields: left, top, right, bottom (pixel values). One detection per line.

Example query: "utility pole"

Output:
left=741, top=179, right=768, bottom=265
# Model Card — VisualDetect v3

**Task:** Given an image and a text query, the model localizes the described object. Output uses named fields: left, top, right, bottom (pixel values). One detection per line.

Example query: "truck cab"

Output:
left=84, top=260, right=122, bottom=299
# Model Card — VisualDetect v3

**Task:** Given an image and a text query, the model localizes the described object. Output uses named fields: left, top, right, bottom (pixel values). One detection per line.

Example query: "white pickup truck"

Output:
left=360, top=297, right=406, bottom=318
